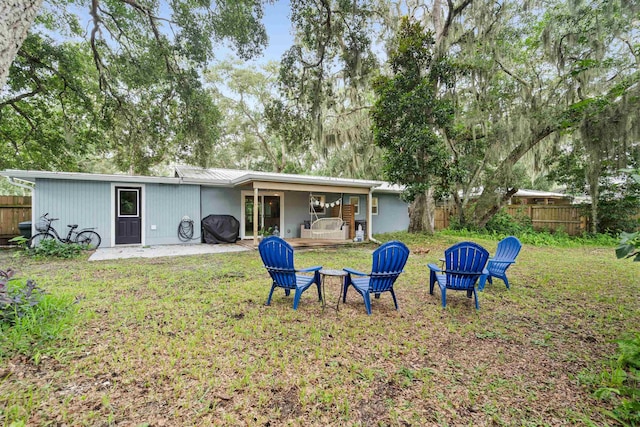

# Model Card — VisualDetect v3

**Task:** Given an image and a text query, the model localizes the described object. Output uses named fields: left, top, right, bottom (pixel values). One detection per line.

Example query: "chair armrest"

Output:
left=489, top=259, right=516, bottom=265
left=427, top=263, right=442, bottom=273
left=343, top=267, right=368, bottom=276
left=298, top=266, right=322, bottom=273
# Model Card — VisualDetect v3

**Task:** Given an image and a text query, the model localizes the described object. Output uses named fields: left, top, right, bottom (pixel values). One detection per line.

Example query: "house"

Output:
left=1, top=166, right=409, bottom=247
left=509, top=189, right=573, bottom=206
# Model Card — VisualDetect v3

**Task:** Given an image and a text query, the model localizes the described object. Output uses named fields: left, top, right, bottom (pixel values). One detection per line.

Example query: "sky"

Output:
left=52, top=0, right=294, bottom=65
left=255, top=0, right=294, bottom=63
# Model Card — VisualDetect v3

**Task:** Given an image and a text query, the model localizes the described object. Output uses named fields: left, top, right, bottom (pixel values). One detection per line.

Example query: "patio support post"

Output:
left=253, top=187, right=259, bottom=246
left=367, top=188, right=373, bottom=241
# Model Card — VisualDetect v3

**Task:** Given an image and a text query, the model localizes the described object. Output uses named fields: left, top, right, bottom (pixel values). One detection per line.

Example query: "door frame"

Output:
left=111, top=183, right=145, bottom=247
left=240, top=190, right=284, bottom=239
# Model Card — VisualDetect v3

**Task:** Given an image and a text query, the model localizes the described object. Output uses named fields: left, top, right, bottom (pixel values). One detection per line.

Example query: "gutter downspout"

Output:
left=6, top=177, right=34, bottom=191
left=368, top=188, right=381, bottom=244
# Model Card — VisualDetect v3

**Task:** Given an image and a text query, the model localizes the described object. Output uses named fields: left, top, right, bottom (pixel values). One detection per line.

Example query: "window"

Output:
left=349, top=196, right=360, bottom=215
left=372, top=197, right=378, bottom=215
left=310, top=195, right=326, bottom=215
left=118, top=188, right=139, bottom=217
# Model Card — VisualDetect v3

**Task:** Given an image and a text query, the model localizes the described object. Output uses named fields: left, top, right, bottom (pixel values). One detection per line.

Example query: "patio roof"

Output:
left=174, top=166, right=400, bottom=195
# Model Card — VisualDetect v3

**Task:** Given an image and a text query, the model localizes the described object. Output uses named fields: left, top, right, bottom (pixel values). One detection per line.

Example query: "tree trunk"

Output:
left=587, top=166, right=600, bottom=234
left=0, top=0, right=43, bottom=88
left=408, top=188, right=436, bottom=234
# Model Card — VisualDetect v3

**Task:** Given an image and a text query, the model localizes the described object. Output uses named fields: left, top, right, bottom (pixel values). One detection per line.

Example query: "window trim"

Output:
left=372, top=197, right=379, bottom=216
left=349, top=196, right=360, bottom=215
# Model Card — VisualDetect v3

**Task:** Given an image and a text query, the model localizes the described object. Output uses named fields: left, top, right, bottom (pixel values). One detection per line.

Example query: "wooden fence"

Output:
left=0, top=196, right=32, bottom=241
left=435, top=204, right=589, bottom=235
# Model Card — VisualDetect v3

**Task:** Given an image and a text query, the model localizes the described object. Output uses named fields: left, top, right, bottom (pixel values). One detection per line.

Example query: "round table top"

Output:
left=319, top=268, right=347, bottom=277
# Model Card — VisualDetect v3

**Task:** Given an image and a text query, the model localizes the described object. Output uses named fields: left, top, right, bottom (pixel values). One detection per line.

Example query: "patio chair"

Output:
left=342, top=240, right=410, bottom=315
left=478, top=236, right=522, bottom=291
left=428, top=242, right=489, bottom=309
left=258, top=236, right=322, bottom=310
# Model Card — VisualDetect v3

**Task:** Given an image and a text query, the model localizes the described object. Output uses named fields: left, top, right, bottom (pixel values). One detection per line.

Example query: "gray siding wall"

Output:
left=284, top=191, right=310, bottom=238
left=342, top=192, right=409, bottom=234
left=35, top=179, right=112, bottom=245
left=201, top=187, right=242, bottom=220
left=199, top=189, right=343, bottom=238
left=372, top=193, right=409, bottom=234
left=145, top=184, right=200, bottom=245
left=35, top=179, right=201, bottom=247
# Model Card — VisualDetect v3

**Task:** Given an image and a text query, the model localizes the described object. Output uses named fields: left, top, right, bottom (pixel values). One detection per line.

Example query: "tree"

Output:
left=451, top=0, right=640, bottom=228
left=277, top=0, right=385, bottom=179
left=548, top=142, right=640, bottom=234
left=206, top=59, right=310, bottom=172
left=1, top=0, right=269, bottom=174
left=370, top=17, right=454, bottom=233
left=0, top=0, right=43, bottom=88
left=381, top=0, right=640, bottom=230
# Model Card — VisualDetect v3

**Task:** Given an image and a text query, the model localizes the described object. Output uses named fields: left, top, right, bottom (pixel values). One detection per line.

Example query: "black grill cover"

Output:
left=202, top=215, right=240, bottom=244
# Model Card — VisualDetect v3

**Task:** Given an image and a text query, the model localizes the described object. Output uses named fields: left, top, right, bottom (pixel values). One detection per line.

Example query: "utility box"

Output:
left=18, top=221, right=32, bottom=239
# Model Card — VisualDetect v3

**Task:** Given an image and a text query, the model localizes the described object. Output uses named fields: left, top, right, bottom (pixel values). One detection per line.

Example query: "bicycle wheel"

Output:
left=75, top=230, right=101, bottom=250
left=28, top=232, right=55, bottom=249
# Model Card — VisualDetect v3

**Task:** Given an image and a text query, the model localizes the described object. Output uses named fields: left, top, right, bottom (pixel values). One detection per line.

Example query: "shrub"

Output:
left=29, top=238, right=85, bottom=259
left=485, top=209, right=534, bottom=235
left=616, top=231, right=640, bottom=262
left=593, top=334, right=640, bottom=425
left=0, top=268, right=78, bottom=360
left=0, top=269, right=44, bottom=325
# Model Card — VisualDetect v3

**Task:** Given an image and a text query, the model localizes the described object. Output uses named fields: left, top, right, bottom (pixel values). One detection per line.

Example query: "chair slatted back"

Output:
left=258, top=236, right=297, bottom=289
left=443, top=242, right=489, bottom=290
left=490, top=236, right=522, bottom=275
left=369, top=241, right=410, bottom=293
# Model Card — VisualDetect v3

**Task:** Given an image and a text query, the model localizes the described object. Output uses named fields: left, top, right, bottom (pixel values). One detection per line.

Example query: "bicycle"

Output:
left=28, top=213, right=102, bottom=250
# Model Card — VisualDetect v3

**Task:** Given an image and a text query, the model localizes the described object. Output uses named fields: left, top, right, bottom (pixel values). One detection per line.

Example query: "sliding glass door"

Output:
left=243, top=193, right=281, bottom=238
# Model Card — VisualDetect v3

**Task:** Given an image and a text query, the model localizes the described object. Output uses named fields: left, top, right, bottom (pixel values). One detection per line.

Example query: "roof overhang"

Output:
left=1, top=169, right=184, bottom=185
left=176, top=166, right=386, bottom=193
left=248, top=180, right=372, bottom=195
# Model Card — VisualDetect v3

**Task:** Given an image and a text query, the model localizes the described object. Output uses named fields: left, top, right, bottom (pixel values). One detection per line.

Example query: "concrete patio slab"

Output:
left=89, top=243, right=251, bottom=261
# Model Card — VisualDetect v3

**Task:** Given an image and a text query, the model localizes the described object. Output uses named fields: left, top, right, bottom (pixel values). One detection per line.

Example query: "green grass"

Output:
left=0, top=232, right=638, bottom=426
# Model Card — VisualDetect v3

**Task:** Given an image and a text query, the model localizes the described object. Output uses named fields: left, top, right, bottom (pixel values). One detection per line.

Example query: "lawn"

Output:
left=0, top=233, right=638, bottom=426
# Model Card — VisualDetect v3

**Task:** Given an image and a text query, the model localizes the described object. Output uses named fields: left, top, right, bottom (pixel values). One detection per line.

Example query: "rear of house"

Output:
left=2, top=167, right=410, bottom=247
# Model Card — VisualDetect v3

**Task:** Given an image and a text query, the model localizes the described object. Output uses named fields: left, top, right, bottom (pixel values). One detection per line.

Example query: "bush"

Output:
left=440, top=227, right=618, bottom=247
left=593, top=334, right=640, bottom=425
left=616, top=231, right=640, bottom=262
left=0, top=269, right=44, bottom=325
left=484, top=209, right=534, bottom=235
left=0, top=268, right=78, bottom=360
left=29, top=238, right=85, bottom=259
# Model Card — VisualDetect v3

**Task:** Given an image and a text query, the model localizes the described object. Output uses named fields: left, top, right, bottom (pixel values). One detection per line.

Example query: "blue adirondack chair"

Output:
left=342, top=240, right=410, bottom=315
left=478, top=236, right=522, bottom=291
left=258, top=236, right=322, bottom=309
left=428, top=242, right=489, bottom=309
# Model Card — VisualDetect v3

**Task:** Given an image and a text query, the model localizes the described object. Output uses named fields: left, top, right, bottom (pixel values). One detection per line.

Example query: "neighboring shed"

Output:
left=510, top=189, right=573, bottom=206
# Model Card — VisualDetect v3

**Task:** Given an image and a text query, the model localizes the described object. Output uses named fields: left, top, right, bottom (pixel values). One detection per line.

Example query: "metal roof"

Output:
left=513, top=189, right=571, bottom=198
left=174, top=166, right=397, bottom=191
